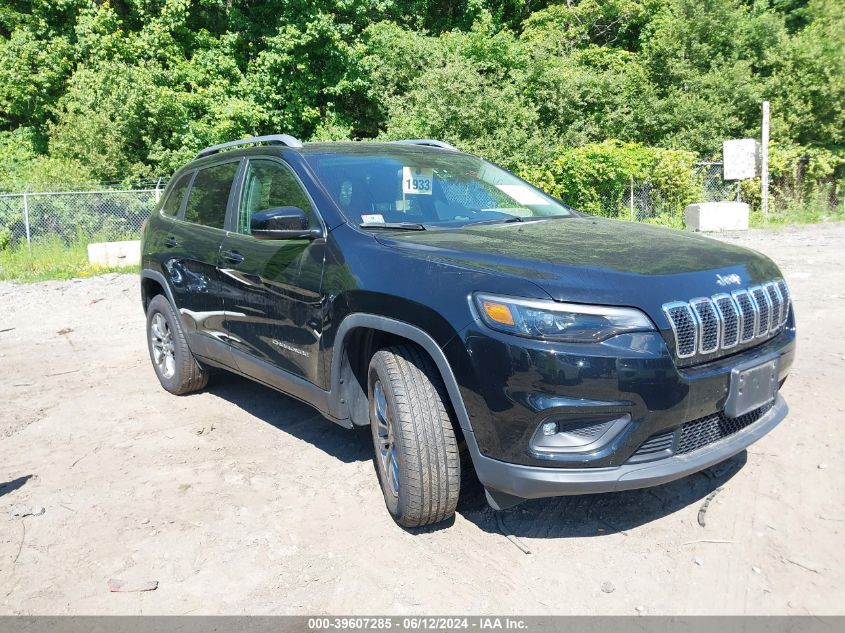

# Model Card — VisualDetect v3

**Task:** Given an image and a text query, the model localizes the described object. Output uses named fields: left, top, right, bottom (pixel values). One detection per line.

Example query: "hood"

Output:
left=374, top=217, right=781, bottom=324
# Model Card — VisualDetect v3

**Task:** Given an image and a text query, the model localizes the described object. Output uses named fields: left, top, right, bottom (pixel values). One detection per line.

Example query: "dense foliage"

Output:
left=0, top=0, right=842, bottom=207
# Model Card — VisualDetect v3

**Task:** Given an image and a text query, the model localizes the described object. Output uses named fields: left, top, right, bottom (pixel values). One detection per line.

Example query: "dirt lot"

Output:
left=1, top=222, right=843, bottom=615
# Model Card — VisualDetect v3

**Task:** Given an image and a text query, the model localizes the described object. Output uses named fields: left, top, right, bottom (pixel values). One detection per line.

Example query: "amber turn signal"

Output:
left=481, top=300, right=515, bottom=326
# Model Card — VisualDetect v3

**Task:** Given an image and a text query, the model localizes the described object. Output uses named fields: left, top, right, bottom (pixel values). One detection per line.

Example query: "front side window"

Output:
left=183, top=161, right=239, bottom=229
left=238, top=159, right=315, bottom=234
left=304, top=146, right=573, bottom=228
left=161, top=172, right=192, bottom=217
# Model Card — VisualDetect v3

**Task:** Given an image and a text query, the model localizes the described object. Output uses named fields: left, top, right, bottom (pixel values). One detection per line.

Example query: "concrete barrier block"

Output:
left=684, top=202, right=749, bottom=232
left=87, top=240, right=141, bottom=267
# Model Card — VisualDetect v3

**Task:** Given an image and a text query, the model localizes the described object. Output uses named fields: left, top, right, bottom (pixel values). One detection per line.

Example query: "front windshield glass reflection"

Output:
left=305, top=146, right=573, bottom=228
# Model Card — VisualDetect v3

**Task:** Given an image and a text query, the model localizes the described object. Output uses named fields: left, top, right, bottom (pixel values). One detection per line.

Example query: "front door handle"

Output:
left=164, top=236, right=178, bottom=248
left=221, top=250, right=245, bottom=265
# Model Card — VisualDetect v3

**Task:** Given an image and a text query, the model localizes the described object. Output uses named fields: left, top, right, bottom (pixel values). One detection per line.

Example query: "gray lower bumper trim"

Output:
left=468, top=394, right=788, bottom=500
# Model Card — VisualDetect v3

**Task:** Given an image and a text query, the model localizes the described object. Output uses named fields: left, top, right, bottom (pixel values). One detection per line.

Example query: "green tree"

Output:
left=766, top=0, right=845, bottom=151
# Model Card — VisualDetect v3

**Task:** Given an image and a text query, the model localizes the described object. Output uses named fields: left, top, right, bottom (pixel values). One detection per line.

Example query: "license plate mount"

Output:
left=724, top=356, right=779, bottom=418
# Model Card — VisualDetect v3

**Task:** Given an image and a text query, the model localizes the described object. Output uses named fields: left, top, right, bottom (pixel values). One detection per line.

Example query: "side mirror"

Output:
left=250, top=207, right=322, bottom=240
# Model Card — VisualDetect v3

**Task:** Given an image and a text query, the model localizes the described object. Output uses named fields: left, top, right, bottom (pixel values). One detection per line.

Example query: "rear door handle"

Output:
left=221, top=250, right=244, bottom=265
left=164, top=236, right=178, bottom=248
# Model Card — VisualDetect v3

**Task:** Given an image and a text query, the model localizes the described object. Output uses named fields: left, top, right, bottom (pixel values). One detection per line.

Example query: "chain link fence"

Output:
left=579, top=162, right=742, bottom=222
left=0, top=186, right=165, bottom=250
left=1, top=160, right=830, bottom=253
left=0, top=170, right=735, bottom=247
left=579, top=178, right=687, bottom=222
left=696, top=162, right=741, bottom=202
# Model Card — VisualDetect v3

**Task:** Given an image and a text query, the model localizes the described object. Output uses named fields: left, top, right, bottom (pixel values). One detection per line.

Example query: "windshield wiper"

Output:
left=359, top=221, right=426, bottom=231
left=465, top=214, right=576, bottom=227
left=464, top=216, right=523, bottom=226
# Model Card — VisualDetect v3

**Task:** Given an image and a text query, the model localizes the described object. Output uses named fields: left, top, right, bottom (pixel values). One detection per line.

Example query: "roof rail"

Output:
left=389, top=139, right=458, bottom=151
left=195, top=134, right=303, bottom=159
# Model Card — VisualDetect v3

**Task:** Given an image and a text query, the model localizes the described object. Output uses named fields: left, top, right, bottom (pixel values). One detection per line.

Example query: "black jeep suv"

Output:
left=140, top=135, right=795, bottom=527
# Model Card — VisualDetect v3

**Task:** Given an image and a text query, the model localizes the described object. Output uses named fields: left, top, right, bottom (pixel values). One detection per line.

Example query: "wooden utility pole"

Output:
left=761, top=101, right=770, bottom=217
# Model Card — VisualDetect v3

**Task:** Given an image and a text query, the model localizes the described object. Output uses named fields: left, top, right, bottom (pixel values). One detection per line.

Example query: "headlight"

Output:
left=473, top=293, right=655, bottom=343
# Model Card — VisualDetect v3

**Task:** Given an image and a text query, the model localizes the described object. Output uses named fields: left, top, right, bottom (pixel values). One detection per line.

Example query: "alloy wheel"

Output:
left=373, top=380, right=400, bottom=497
left=150, top=312, right=176, bottom=379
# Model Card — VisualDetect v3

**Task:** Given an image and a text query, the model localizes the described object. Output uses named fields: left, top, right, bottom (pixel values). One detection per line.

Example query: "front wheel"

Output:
left=368, top=344, right=460, bottom=528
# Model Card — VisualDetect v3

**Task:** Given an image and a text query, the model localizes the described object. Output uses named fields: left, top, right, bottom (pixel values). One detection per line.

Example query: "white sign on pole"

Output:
left=723, top=139, right=761, bottom=181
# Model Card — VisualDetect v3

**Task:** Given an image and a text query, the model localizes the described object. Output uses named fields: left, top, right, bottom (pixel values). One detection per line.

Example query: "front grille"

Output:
left=628, top=402, right=774, bottom=462
left=663, top=279, right=791, bottom=363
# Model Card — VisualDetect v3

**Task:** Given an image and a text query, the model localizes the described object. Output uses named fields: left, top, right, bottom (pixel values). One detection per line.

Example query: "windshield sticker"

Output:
left=361, top=213, right=385, bottom=224
left=402, top=166, right=433, bottom=195
left=495, top=184, right=547, bottom=206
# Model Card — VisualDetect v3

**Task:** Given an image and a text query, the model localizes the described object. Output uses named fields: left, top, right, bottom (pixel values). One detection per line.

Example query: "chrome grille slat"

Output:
left=690, top=297, right=720, bottom=354
left=765, top=282, right=784, bottom=330
left=750, top=285, right=772, bottom=337
left=777, top=279, right=791, bottom=324
left=732, top=289, right=757, bottom=343
left=663, top=302, right=697, bottom=358
left=712, top=294, right=739, bottom=349
left=664, top=279, right=791, bottom=362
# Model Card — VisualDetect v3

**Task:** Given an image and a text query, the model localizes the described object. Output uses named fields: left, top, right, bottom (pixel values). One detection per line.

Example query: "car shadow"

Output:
left=203, top=374, right=747, bottom=538
left=0, top=475, right=33, bottom=498
left=457, top=451, right=748, bottom=538
left=205, top=373, right=372, bottom=464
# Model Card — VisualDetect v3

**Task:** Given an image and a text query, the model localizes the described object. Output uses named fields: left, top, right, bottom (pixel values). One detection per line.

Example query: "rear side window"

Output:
left=183, top=162, right=239, bottom=229
left=161, top=172, right=192, bottom=217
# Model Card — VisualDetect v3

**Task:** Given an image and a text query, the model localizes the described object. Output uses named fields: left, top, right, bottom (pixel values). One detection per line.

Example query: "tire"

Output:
left=145, top=294, right=208, bottom=395
left=368, top=344, right=460, bottom=527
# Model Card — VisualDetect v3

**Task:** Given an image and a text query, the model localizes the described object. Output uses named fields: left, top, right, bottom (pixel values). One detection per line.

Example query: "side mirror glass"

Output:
left=250, top=207, right=322, bottom=240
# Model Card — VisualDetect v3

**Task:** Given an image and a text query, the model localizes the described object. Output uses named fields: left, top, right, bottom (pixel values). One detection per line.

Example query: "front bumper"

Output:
left=467, top=394, right=787, bottom=508
left=451, top=316, right=795, bottom=468
left=446, top=312, right=795, bottom=507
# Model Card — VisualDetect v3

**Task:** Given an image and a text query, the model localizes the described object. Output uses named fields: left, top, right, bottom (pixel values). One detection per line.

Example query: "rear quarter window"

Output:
left=160, top=172, right=192, bottom=217
left=183, top=161, right=239, bottom=229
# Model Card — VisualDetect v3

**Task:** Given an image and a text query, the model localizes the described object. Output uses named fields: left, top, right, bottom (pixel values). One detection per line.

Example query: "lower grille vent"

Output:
left=634, top=430, right=674, bottom=456
left=628, top=402, right=774, bottom=463
left=676, top=402, right=774, bottom=455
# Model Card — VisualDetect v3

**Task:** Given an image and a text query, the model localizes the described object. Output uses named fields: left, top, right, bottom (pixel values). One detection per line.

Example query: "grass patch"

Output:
left=750, top=201, right=845, bottom=228
left=0, top=235, right=136, bottom=283
left=631, top=198, right=844, bottom=230
left=640, top=212, right=685, bottom=229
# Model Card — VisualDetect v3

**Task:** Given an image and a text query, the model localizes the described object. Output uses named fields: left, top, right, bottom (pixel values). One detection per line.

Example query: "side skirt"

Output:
left=192, top=333, right=352, bottom=429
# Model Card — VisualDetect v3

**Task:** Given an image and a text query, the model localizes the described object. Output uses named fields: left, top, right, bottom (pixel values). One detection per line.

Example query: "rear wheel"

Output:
left=146, top=294, right=208, bottom=395
left=368, top=344, right=460, bottom=528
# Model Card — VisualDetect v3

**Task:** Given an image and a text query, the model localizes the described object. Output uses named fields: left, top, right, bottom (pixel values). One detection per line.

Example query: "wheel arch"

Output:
left=329, top=314, right=475, bottom=439
left=141, top=269, right=177, bottom=312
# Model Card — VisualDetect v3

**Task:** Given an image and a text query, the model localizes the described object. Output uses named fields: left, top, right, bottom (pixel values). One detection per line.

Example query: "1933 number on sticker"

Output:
left=402, top=166, right=433, bottom=195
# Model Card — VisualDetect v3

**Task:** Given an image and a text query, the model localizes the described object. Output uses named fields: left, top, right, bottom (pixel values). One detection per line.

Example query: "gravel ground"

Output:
left=1, top=222, right=843, bottom=615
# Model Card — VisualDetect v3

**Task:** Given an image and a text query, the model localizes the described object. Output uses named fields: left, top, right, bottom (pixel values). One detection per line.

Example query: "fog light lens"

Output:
left=541, top=421, right=558, bottom=436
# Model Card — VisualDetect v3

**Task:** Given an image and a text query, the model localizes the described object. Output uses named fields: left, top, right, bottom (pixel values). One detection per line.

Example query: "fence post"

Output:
left=22, top=185, right=32, bottom=255
left=154, top=177, right=163, bottom=204
left=629, top=175, right=635, bottom=220
left=761, top=100, right=770, bottom=217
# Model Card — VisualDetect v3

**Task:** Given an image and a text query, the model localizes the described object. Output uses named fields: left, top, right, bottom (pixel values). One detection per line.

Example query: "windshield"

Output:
left=304, top=145, right=574, bottom=228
